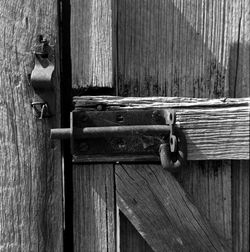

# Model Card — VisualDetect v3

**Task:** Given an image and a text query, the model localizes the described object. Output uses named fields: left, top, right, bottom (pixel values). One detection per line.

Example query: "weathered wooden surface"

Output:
left=73, top=164, right=116, bottom=251
left=116, top=0, right=249, bottom=250
left=232, top=161, right=249, bottom=252
left=230, top=2, right=250, bottom=248
left=0, top=0, right=63, bottom=251
left=231, top=5, right=250, bottom=246
left=70, top=0, right=115, bottom=89
left=178, top=161, right=233, bottom=246
left=116, top=164, right=230, bottom=251
left=119, top=212, right=153, bottom=252
left=73, top=97, right=250, bottom=160
left=70, top=1, right=118, bottom=250
left=69, top=0, right=249, bottom=250
left=117, top=0, right=250, bottom=98
left=74, top=96, right=249, bottom=107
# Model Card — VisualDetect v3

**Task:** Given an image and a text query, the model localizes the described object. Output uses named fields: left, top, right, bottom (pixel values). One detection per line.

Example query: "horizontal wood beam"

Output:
left=74, top=96, right=250, bottom=160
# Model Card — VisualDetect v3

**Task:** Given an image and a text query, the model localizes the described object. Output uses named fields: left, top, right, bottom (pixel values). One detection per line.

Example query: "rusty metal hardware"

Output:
left=30, top=35, right=55, bottom=119
left=31, top=101, right=49, bottom=119
left=159, top=128, right=186, bottom=172
left=51, top=109, right=181, bottom=163
left=51, top=125, right=172, bottom=139
left=158, top=111, right=186, bottom=172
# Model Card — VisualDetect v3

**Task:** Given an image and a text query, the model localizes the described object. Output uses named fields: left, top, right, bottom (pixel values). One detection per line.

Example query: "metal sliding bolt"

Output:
left=50, top=125, right=171, bottom=140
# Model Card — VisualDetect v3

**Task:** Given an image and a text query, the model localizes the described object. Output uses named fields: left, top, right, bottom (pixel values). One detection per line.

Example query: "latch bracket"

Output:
left=30, top=35, right=55, bottom=119
left=51, top=109, right=178, bottom=163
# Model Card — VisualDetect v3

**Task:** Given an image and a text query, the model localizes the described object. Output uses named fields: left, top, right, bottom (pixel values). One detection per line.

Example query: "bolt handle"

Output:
left=159, top=129, right=186, bottom=172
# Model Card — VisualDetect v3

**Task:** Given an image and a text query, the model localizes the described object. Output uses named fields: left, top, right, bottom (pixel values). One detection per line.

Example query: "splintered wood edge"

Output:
left=73, top=96, right=250, bottom=160
left=73, top=96, right=250, bottom=109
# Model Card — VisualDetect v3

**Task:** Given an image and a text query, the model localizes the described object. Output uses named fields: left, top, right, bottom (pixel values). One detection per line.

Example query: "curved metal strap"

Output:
left=31, top=55, right=54, bottom=90
left=159, top=129, right=187, bottom=172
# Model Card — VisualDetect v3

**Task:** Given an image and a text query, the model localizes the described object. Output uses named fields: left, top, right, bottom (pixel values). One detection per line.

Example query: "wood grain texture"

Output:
left=232, top=161, right=249, bottom=252
left=73, top=164, right=116, bottom=251
left=119, top=212, right=153, bottom=252
left=0, top=0, right=63, bottom=251
left=70, top=1, right=117, bottom=250
left=178, top=161, right=232, bottom=246
left=231, top=1, right=250, bottom=246
left=70, top=1, right=117, bottom=249
left=116, top=164, right=230, bottom=251
left=117, top=0, right=250, bottom=98
left=73, top=97, right=250, bottom=160
left=230, top=2, right=250, bottom=248
left=116, top=1, right=249, bottom=250
left=74, top=96, right=249, bottom=108
left=71, top=0, right=115, bottom=88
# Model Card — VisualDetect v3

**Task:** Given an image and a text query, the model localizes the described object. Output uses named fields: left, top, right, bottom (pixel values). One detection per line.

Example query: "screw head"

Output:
left=152, top=110, right=164, bottom=124
left=79, top=113, right=88, bottom=122
left=96, top=104, right=103, bottom=111
left=111, top=138, right=126, bottom=151
left=79, top=142, right=89, bottom=152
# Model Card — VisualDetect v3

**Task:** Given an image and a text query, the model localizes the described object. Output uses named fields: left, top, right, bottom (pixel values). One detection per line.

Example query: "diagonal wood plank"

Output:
left=116, top=164, right=231, bottom=252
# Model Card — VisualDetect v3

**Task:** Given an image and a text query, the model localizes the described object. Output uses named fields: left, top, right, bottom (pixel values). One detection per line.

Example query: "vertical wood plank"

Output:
left=71, top=0, right=115, bottom=89
left=232, top=161, right=249, bottom=252
left=0, top=0, right=63, bottom=251
left=230, top=1, right=250, bottom=250
left=73, top=164, right=116, bottom=251
left=70, top=0, right=117, bottom=250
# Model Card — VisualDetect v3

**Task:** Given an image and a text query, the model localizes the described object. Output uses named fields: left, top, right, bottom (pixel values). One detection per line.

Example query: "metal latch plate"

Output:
left=72, top=109, right=174, bottom=163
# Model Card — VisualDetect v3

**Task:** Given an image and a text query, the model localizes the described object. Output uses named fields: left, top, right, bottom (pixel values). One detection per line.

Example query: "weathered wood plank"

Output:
left=116, top=164, right=230, bottom=251
left=178, top=161, right=233, bottom=246
left=0, top=0, right=63, bottom=251
left=70, top=0, right=115, bottom=88
left=117, top=0, right=249, bottom=98
left=70, top=0, right=118, bottom=250
left=74, top=96, right=249, bottom=108
left=73, top=164, right=116, bottom=251
left=230, top=1, right=250, bottom=249
left=73, top=96, right=250, bottom=160
left=232, top=161, right=249, bottom=252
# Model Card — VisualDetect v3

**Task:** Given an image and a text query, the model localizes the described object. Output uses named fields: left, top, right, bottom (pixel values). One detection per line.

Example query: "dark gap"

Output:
left=59, top=0, right=73, bottom=251
left=113, top=163, right=118, bottom=250
left=72, top=87, right=116, bottom=96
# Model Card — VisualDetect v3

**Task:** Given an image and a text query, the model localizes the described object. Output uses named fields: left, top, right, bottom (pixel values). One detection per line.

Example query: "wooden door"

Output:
left=0, top=0, right=63, bottom=251
left=67, top=0, right=249, bottom=251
